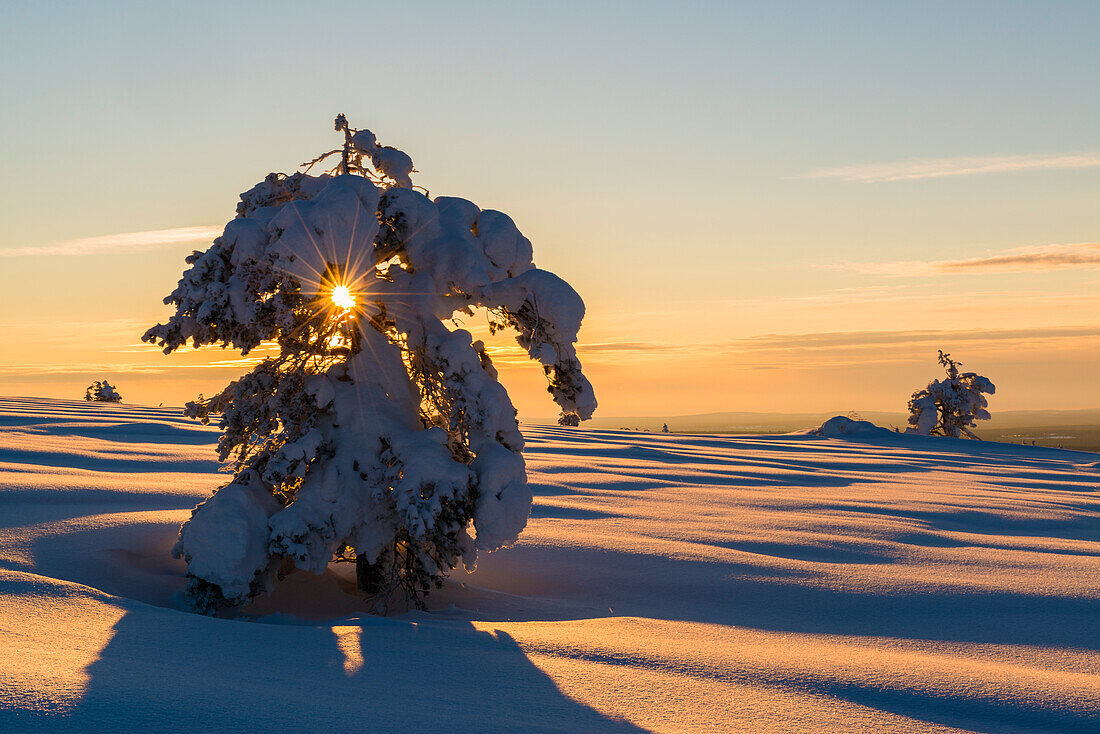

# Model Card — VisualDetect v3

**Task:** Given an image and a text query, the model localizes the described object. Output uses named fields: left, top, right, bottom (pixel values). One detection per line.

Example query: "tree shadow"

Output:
left=45, top=608, right=647, bottom=732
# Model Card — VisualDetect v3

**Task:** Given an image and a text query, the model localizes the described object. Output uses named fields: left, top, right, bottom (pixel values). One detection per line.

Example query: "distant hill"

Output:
left=532, top=409, right=1100, bottom=453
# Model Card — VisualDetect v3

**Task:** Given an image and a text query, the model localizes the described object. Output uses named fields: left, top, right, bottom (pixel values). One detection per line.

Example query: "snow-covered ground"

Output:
left=0, top=396, right=1097, bottom=733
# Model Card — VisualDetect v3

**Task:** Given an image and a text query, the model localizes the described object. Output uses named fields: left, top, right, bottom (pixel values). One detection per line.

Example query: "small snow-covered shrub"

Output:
left=144, top=116, right=596, bottom=613
left=84, top=380, right=122, bottom=403
left=906, top=351, right=995, bottom=439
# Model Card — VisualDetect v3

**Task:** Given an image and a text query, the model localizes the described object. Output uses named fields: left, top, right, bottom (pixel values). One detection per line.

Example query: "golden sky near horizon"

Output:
left=1, top=2, right=1098, bottom=416
left=2, top=222, right=1098, bottom=417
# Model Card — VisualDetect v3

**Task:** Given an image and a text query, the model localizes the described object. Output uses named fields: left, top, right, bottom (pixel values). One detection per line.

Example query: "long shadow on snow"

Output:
left=533, top=470, right=878, bottom=491
left=532, top=463, right=1095, bottom=516
left=17, top=420, right=219, bottom=446
left=529, top=504, right=617, bottom=521
left=814, top=502, right=1100, bottom=543
left=0, top=446, right=219, bottom=474
left=533, top=454, right=1097, bottom=496
left=528, top=466, right=881, bottom=494
left=0, top=492, right=201, bottom=530
left=36, top=609, right=647, bottom=733
left=817, top=431, right=1100, bottom=472
left=892, top=530, right=1100, bottom=558
left=531, top=432, right=1099, bottom=492
left=710, top=539, right=892, bottom=564
left=795, top=675, right=1098, bottom=734
left=472, top=546, right=1100, bottom=650
left=558, top=642, right=1096, bottom=734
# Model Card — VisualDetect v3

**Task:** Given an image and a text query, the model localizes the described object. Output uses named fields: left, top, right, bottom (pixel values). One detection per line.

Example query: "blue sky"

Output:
left=1, top=1, right=1098, bottom=414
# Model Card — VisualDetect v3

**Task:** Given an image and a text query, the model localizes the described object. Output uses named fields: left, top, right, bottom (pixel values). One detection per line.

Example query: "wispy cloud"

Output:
left=0, top=363, right=169, bottom=376
left=730, top=326, right=1100, bottom=352
left=485, top=341, right=692, bottom=364
left=0, top=359, right=269, bottom=379
left=802, top=153, right=1100, bottom=183
left=827, top=242, right=1100, bottom=276
left=0, top=225, right=221, bottom=257
left=579, top=342, right=682, bottom=353
left=492, top=326, right=1100, bottom=365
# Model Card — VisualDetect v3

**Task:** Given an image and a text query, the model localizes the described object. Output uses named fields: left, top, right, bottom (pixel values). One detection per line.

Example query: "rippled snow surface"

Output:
left=1, top=397, right=1097, bottom=732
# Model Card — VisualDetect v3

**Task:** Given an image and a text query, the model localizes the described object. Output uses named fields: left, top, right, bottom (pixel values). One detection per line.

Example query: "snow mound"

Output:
left=812, top=415, right=892, bottom=437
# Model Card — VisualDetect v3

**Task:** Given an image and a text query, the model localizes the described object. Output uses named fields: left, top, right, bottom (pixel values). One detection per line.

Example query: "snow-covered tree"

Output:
left=84, top=380, right=122, bottom=403
left=906, top=351, right=994, bottom=439
left=144, top=116, right=596, bottom=614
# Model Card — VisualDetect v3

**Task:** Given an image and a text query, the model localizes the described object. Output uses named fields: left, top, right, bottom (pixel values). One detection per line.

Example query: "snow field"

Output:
left=0, top=397, right=1097, bottom=732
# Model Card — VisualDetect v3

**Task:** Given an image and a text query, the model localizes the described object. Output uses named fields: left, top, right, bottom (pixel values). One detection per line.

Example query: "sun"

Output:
left=330, top=285, right=355, bottom=311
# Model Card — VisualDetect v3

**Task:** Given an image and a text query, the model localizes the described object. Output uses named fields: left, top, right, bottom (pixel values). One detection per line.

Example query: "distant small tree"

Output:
left=906, top=351, right=995, bottom=439
left=144, top=116, right=596, bottom=614
left=84, top=380, right=122, bottom=403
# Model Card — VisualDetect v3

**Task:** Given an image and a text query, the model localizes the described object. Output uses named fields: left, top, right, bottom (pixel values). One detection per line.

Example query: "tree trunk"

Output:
left=355, top=553, right=386, bottom=595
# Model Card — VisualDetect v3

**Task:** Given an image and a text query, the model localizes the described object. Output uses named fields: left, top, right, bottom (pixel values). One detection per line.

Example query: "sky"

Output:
left=1, top=1, right=1098, bottom=417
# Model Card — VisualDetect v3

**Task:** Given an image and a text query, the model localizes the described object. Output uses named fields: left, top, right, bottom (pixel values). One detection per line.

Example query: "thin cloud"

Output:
left=731, top=326, right=1100, bottom=352
left=1, top=225, right=222, bottom=257
left=803, top=153, right=1100, bottom=183
left=0, top=360, right=267, bottom=379
left=828, top=242, right=1100, bottom=276
left=0, top=363, right=168, bottom=376
left=586, top=326, right=1100, bottom=361
left=579, top=342, right=683, bottom=353
left=498, top=327, right=1100, bottom=365
left=484, top=341, right=687, bottom=364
